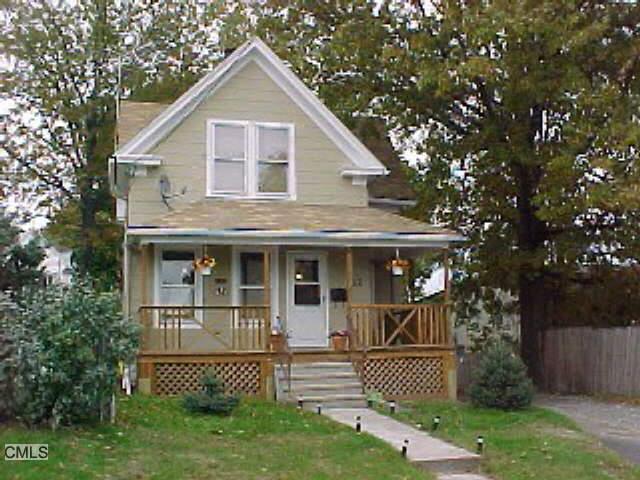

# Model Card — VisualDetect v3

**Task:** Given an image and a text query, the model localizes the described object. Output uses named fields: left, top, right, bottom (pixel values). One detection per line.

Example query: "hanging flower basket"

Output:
left=193, top=255, right=216, bottom=275
left=386, top=258, right=411, bottom=277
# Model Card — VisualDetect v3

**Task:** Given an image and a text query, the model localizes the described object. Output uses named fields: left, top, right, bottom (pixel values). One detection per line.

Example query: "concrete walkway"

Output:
left=324, top=408, right=486, bottom=478
left=537, top=394, right=640, bottom=466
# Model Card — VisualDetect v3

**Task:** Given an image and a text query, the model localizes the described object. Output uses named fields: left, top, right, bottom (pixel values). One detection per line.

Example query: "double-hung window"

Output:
left=238, top=252, right=265, bottom=306
left=207, top=120, right=294, bottom=198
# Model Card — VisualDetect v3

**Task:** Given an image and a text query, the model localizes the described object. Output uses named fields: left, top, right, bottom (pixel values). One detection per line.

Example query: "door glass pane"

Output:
left=214, top=124, right=245, bottom=159
left=160, top=286, right=194, bottom=306
left=294, top=260, right=318, bottom=283
left=258, top=127, right=289, bottom=160
left=295, top=285, right=321, bottom=305
left=161, top=251, right=194, bottom=285
left=258, top=162, right=287, bottom=193
left=213, top=159, right=245, bottom=192
left=240, top=252, right=264, bottom=286
left=241, top=288, right=265, bottom=306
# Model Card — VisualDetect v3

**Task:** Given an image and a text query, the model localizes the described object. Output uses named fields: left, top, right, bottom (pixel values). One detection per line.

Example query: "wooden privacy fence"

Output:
left=350, top=304, right=449, bottom=349
left=542, top=326, right=640, bottom=396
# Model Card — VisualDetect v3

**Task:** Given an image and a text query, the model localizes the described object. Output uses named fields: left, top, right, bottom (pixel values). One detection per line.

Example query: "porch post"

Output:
left=263, top=248, right=271, bottom=334
left=262, top=247, right=271, bottom=322
left=443, top=248, right=450, bottom=304
left=345, top=247, right=354, bottom=349
left=443, top=247, right=451, bottom=345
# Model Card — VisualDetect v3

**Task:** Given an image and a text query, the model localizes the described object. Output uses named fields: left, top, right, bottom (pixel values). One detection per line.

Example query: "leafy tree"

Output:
left=1, top=0, right=232, bottom=287
left=10, top=278, right=138, bottom=427
left=380, top=1, right=640, bottom=382
left=0, top=210, right=44, bottom=294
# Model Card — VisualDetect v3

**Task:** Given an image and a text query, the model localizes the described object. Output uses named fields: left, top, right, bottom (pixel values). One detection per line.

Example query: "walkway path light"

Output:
left=355, top=415, right=361, bottom=433
left=402, top=439, right=409, bottom=457
left=389, top=400, right=397, bottom=414
left=432, top=415, right=441, bottom=431
left=316, top=403, right=322, bottom=415
left=477, top=435, right=484, bottom=454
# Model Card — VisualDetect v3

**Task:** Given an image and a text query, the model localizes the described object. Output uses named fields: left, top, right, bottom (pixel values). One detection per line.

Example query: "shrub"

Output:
left=469, top=340, right=534, bottom=410
left=182, top=372, right=239, bottom=415
left=10, top=278, right=138, bottom=427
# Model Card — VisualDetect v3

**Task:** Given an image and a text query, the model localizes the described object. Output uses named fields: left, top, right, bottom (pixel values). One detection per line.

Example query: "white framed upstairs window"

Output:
left=207, top=120, right=295, bottom=199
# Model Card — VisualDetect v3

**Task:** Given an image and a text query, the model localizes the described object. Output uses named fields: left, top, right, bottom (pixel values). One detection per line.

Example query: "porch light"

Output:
left=476, top=435, right=484, bottom=454
left=432, top=416, right=441, bottom=431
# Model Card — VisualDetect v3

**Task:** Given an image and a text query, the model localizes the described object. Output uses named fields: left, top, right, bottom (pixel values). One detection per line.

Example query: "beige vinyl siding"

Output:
left=135, top=244, right=375, bottom=352
left=128, top=60, right=368, bottom=225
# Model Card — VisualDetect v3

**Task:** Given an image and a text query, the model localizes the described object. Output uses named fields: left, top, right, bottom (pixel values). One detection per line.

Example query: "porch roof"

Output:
left=127, top=200, right=465, bottom=247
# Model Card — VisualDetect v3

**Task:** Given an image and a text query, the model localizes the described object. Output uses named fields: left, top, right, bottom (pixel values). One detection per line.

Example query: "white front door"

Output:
left=287, top=252, right=328, bottom=347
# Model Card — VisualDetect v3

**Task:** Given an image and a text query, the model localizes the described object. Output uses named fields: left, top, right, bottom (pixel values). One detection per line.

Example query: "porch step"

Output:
left=275, top=361, right=366, bottom=407
left=288, top=372, right=360, bottom=382
left=297, top=394, right=368, bottom=410
left=289, top=362, right=358, bottom=375
left=282, top=383, right=364, bottom=397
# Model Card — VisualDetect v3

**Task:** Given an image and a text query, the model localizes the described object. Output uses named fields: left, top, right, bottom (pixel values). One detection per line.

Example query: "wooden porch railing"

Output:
left=349, top=303, right=450, bottom=349
left=139, top=305, right=271, bottom=352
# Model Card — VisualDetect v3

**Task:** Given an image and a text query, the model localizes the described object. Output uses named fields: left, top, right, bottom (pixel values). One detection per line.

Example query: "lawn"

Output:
left=0, top=395, right=431, bottom=480
left=386, top=400, right=640, bottom=480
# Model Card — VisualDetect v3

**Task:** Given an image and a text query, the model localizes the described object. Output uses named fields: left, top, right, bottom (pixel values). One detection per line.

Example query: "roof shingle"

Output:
left=143, top=200, right=452, bottom=236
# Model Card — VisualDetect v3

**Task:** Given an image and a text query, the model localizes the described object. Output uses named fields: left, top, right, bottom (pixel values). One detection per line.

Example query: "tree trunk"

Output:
left=519, top=273, right=548, bottom=386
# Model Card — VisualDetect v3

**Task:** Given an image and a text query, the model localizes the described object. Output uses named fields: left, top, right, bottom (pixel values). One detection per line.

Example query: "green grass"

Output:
left=386, top=400, right=640, bottom=480
left=0, top=395, right=431, bottom=480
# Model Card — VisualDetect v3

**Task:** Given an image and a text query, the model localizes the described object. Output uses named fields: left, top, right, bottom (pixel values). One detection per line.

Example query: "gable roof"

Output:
left=117, top=102, right=415, bottom=202
left=116, top=38, right=387, bottom=176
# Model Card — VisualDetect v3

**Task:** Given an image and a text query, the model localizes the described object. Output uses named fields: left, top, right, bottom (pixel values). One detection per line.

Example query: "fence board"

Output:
left=542, top=326, right=640, bottom=396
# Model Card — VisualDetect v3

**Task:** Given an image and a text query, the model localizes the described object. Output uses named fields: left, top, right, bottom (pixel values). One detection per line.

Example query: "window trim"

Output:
left=231, top=246, right=279, bottom=325
left=206, top=119, right=249, bottom=196
left=153, top=245, right=203, bottom=329
left=206, top=119, right=295, bottom=199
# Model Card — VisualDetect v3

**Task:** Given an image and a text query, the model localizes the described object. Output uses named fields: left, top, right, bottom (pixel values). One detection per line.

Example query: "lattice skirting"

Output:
left=154, top=361, right=262, bottom=396
left=363, top=356, right=445, bottom=398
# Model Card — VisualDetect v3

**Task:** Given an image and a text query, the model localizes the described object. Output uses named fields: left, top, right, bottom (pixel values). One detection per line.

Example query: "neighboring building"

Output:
left=41, top=246, right=73, bottom=286
left=111, top=38, right=463, bottom=403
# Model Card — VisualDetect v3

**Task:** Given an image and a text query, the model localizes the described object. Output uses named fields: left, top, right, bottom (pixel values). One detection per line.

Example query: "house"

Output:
left=41, top=245, right=73, bottom=286
left=111, top=38, right=463, bottom=404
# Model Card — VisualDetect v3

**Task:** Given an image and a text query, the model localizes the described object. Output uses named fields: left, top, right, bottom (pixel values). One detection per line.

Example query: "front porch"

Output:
left=131, top=243, right=456, bottom=400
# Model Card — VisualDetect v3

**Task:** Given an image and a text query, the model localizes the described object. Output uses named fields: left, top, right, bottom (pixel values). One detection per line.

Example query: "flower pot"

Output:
left=200, top=266, right=212, bottom=276
left=391, top=265, right=404, bottom=276
left=331, top=335, right=349, bottom=351
left=270, top=333, right=286, bottom=353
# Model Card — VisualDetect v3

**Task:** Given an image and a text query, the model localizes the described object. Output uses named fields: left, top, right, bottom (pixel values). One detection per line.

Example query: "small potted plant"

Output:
left=193, top=255, right=216, bottom=275
left=329, top=329, right=350, bottom=351
left=269, top=327, right=287, bottom=353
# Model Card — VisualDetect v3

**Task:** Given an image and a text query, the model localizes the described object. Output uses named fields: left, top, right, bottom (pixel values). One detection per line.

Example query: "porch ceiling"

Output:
left=127, top=200, right=465, bottom=247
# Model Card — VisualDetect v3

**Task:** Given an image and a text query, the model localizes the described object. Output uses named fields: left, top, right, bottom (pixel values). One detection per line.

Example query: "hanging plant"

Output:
left=386, top=258, right=411, bottom=276
left=193, top=255, right=216, bottom=275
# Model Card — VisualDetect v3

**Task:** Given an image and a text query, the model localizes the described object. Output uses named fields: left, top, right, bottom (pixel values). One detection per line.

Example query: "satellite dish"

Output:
left=159, top=174, right=187, bottom=210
